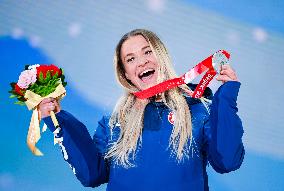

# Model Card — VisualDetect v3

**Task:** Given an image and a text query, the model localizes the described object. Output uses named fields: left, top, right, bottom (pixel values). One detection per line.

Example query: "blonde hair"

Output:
left=105, top=29, right=193, bottom=167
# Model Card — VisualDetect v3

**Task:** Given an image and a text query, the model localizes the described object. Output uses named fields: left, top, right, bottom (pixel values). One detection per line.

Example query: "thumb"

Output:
left=53, top=100, right=61, bottom=113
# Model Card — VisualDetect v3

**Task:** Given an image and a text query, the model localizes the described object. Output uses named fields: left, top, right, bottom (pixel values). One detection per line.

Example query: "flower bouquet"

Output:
left=9, top=64, right=67, bottom=156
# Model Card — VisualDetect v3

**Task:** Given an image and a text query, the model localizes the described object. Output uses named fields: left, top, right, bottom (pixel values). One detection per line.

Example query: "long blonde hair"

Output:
left=105, top=29, right=193, bottom=167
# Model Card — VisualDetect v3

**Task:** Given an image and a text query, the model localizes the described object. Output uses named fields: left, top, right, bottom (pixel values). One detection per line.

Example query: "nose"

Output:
left=137, top=55, right=149, bottom=67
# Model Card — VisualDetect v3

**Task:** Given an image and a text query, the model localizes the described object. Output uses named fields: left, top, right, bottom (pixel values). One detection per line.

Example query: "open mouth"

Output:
left=138, top=69, right=155, bottom=82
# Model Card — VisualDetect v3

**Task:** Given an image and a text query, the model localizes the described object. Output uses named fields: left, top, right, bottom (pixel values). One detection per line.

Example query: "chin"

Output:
left=138, top=81, right=157, bottom=90
left=136, top=70, right=158, bottom=90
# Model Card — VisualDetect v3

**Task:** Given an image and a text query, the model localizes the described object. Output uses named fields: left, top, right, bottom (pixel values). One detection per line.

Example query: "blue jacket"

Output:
left=43, top=81, right=244, bottom=191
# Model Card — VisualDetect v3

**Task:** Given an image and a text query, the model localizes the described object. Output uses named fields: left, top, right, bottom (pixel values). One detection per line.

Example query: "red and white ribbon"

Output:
left=133, top=50, right=230, bottom=99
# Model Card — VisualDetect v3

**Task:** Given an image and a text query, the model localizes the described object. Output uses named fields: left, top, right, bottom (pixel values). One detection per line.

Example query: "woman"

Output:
left=40, top=29, right=244, bottom=191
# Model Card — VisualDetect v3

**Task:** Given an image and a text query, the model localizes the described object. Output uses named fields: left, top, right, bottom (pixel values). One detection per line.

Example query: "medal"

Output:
left=133, top=50, right=230, bottom=99
left=212, top=50, right=229, bottom=74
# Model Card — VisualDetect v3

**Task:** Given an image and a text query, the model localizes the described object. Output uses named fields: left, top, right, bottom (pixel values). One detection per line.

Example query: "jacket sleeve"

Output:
left=204, top=81, right=245, bottom=173
left=43, top=110, right=109, bottom=187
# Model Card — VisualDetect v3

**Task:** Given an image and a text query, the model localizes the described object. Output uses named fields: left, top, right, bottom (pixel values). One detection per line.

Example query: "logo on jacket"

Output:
left=168, top=111, right=175, bottom=125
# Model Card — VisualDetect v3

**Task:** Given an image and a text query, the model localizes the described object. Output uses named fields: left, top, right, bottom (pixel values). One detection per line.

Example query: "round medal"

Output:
left=212, top=50, right=229, bottom=74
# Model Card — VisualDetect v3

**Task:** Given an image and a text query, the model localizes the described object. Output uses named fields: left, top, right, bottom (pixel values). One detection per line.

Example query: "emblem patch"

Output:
left=168, top=111, right=175, bottom=125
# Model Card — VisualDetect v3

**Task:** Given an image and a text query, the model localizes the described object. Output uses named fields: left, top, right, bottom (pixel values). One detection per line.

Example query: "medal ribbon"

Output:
left=133, top=50, right=230, bottom=99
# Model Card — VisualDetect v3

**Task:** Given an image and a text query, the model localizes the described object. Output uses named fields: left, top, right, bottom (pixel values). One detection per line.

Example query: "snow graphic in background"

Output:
left=12, top=28, right=24, bottom=39
left=0, top=173, right=15, bottom=190
left=12, top=28, right=42, bottom=47
left=29, top=35, right=41, bottom=47
left=68, top=23, right=81, bottom=38
left=252, top=27, right=268, bottom=43
left=147, top=0, right=165, bottom=13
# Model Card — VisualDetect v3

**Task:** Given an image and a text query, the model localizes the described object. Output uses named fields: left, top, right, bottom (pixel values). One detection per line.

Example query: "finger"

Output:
left=40, top=102, right=55, bottom=111
left=53, top=100, right=61, bottom=113
left=218, top=64, right=228, bottom=73
left=220, top=69, right=238, bottom=80
left=216, top=75, right=233, bottom=83
left=220, top=65, right=234, bottom=74
left=39, top=102, right=48, bottom=110
left=220, top=65, right=239, bottom=81
left=42, top=102, right=54, bottom=109
left=40, top=97, right=55, bottom=104
left=39, top=99, right=56, bottom=111
left=46, top=104, right=55, bottom=111
left=48, top=102, right=55, bottom=106
left=220, top=64, right=230, bottom=70
left=53, top=100, right=59, bottom=107
left=49, top=105, right=56, bottom=111
left=38, top=101, right=56, bottom=119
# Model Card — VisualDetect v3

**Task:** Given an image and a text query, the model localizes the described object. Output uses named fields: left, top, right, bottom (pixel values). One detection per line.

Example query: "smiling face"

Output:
left=120, top=35, right=159, bottom=90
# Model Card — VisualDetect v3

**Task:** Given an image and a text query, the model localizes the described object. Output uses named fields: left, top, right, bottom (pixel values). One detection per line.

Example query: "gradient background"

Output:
left=1, top=1, right=284, bottom=190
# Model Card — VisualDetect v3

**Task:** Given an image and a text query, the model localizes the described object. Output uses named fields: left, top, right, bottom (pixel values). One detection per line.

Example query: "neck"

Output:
left=154, top=93, right=163, bottom=102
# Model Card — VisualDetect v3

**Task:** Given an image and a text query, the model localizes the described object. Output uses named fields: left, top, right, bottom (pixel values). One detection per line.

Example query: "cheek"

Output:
left=124, top=65, right=136, bottom=79
left=150, top=55, right=159, bottom=67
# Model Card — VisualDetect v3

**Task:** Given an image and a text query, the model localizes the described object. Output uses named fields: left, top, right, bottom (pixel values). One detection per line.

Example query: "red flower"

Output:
left=14, top=84, right=25, bottom=96
left=36, top=64, right=62, bottom=79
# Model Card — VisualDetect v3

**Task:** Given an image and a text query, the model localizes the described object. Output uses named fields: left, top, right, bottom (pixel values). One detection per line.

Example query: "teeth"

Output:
left=139, top=69, right=154, bottom=77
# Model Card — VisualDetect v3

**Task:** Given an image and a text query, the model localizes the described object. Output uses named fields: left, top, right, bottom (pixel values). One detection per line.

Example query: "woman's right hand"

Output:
left=38, top=98, right=61, bottom=119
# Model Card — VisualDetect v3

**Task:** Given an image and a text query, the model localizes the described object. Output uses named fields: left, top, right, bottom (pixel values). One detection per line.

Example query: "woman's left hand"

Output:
left=216, top=64, right=239, bottom=83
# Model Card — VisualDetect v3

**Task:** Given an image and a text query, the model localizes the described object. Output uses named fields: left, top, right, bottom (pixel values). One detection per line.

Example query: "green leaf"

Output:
left=45, top=71, right=51, bottom=82
left=50, top=79, right=57, bottom=86
left=9, top=94, right=17, bottom=98
left=52, top=72, right=58, bottom=79
left=15, top=101, right=25, bottom=106
left=29, top=84, right=38, bottom=93
left=48, top=79, right=53, bottom=86
left=39, top=72, right=45, bottom=84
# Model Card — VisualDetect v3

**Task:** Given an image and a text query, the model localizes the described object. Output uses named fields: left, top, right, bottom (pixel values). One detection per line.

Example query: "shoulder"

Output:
left=95, top=115, right=111, bottom=137
left=93, top=116, right=112, bottom=154
left=94, top=115, right=120, bottom=144
left=97, top=115, right=111, bottom=127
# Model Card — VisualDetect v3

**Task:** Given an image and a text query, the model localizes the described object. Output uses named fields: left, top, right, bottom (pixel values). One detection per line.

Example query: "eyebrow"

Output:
left=124, top=45, right=151, bottom=59
left=142, top=45, right=150, bottom=50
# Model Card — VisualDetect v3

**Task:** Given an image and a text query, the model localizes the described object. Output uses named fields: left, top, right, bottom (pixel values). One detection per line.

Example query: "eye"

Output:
left=126, top=57, right=135, bottom=63
left=145, top=50, right=152, bottom=55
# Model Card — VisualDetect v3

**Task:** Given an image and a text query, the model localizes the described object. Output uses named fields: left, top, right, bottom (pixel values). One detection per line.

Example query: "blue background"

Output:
left=1, top=1, right=284, bottom=190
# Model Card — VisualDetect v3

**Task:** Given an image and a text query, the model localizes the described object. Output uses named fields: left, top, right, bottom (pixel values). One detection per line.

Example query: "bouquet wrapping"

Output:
left=9, top=64, right=67, bottom=156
